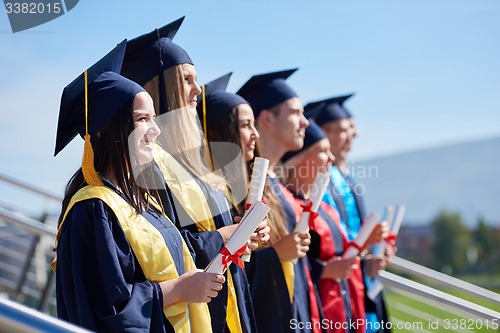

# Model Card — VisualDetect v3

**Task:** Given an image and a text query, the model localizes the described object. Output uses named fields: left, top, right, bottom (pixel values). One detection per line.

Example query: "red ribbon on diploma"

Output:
left=245, top=199, right=268, bottom=211
left=344, top=240, right=364, bottom=254
left=300, top=199, right=318, bottom=229
left=385, top=231, right=398, bottom=246
left=220, top=245, right=247, bottom=270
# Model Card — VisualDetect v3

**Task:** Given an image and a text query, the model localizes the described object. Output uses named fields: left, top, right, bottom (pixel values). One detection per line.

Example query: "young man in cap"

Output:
left=305, top=94, right=392, bottom=333
left=238, top=69, right=326, bottom=333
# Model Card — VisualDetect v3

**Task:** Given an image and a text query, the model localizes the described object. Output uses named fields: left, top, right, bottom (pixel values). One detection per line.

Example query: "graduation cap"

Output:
left=281, top=119, right=327, bottom=163
left=121, top=16, right=192, bottom=86
left=55, top=39, right=145, bottom=186
left=237, top=68, right=299, bottom=117
left=304, top=94, right=355, bottom=126
left=121, top=17, right=193, bottom=116
left=197, top=72, right=248, bottom=136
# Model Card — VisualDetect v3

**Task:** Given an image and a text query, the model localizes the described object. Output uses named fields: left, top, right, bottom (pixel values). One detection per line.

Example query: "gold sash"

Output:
left=52, top=186, right=212, bottom=333
left=153, top=143, right=216, bottom=231
left=153, top=144, right=243, bottom=333
left=281, top=261, right=295, bottom=303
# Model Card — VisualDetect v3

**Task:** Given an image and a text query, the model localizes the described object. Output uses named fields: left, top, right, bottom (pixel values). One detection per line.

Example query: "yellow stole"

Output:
left=153, top=143, right=216, bottom=231
left=51, top=186, right=212, bottom=333
left=281, top=261, right=295, bottom=303
left=153, top=144, right=243, bottom=333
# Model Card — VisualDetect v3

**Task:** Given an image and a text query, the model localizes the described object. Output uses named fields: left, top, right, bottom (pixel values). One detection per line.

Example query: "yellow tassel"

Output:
left=201, top=84, right=215, bottom=171
left=202, top=84, right=207, bottom=141
left=81, top=70, right=103, bottom=186
left=82, top=134, right=103, bottom=186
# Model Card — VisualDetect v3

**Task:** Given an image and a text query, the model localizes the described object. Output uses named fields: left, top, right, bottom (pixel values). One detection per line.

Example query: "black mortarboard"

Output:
left=55, top=39, right=145, bottom=185
left=237, top=68, right=299, bottom=117
left=281, top=119, right=327, bottom=163
left=197, top=72, right=249, bottom=130
left=304, top=94, right=355, bottom=126
left=121, top=16, right=193, bottom=86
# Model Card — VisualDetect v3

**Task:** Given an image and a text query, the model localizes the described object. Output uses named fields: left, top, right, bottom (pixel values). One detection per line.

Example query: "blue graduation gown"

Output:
left=56, top=183, right=183, bottom=333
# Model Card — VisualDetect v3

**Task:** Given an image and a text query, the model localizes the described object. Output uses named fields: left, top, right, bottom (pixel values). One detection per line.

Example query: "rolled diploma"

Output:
left=245, top=157, right=269, bottom=209
left=391, top=205, right=406, bottom=236
left=342, top=212, right=380, bottom=260
left=368, top=206, right=405, bottom=300
left=206, top=201, right=271, bottom=274
left=241, top=157, right=269, bottom=261
left=372, top=205, right=395, bottom=256
left=294, top=172, right=330, bottom=233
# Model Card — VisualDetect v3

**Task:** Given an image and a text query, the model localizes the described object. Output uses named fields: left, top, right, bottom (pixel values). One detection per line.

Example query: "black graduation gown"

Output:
left=156, top=169, right=257, bottom=333
left=245, top=176, right=320, bottom=333
left=56, top=183, right=183, bottom=333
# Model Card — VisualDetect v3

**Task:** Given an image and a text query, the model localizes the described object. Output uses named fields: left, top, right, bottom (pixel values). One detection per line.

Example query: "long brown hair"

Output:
left=143, top=65, right=226, bottom=189
left=205, top=105, right=248, bottom=214
left=58, top=99, right=162, bottom=226
left=251, top=145, right=289, bottom=245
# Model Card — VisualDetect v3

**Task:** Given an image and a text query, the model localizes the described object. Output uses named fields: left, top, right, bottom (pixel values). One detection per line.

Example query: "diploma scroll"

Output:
left=294, top=172, right=330, bottom=233
left=367, top=205, right=406, bottom=301
left=241, top=157, right=269, bottom=262
left=291, top=172, right=329, bottom=264
left=342, top=212, right=380, bottom=260
left=205, top=201, right=271, bottom=274
left=372, top=205, right=395, bottom=257
left=390, top=204, right=406, bottom=236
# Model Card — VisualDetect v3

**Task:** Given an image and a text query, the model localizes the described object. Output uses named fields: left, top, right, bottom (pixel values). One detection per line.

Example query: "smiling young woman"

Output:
left=52, top=40, right=221, bottom=333
left=121, top=18, right=258, bottom=333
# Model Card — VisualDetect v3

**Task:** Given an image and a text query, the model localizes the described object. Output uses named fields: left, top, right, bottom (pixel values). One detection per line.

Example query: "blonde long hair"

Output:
left=144, top=65, right=226, bottom=189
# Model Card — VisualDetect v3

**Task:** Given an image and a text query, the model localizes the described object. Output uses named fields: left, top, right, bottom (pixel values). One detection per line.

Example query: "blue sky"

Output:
left=1, top=0, right=499, bottom=208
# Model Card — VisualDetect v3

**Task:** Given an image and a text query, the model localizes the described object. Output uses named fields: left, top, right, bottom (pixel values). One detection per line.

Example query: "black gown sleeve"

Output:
left=245, top=246, right=294, bottom=333
left=56, top=199, right=171, bottom=333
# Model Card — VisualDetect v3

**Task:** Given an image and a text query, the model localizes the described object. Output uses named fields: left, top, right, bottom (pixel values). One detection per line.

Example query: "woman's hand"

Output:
left=253, top=217, right=271, bottom=244
left=243, top=217, right=272, bottom=254
left=217, top=224, right=239, bottom=244
left=273, top=232, right=311, bottom=262
left=160, top=270, right=225, bottom=306
left=321, top=256, right=359, bottom=281
left=364, top=221, right=388, bottom=247
left=384, top=244, right=397, bottom=264
left=363, top=254, right=387, bottom=277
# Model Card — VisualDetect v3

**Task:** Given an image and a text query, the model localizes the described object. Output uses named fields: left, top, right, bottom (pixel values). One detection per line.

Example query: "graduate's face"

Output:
left=132, top=92, right=160, bottom=165
left=315, top=138, right=335, bottom=173
left=349, top=117, right=358, bottom=140
left=181, top=63, right=201, bottom=113
left=271, top=97, right=309, bottom=153
left=297, top=138, right=335, bottom=178
left=321, top=118, right=352, bottom=161
left=238, top=104, right=259, bottom=161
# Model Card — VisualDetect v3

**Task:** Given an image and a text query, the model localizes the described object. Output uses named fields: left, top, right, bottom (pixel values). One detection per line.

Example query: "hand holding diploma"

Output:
left=294, top=172, right=330, bottom=233
left=205, top=201, right=271, bottom=274
left=241, top=157, right=269, bottom=261
left=342, top=212, right=381, bottom=260
left=372, top=205, right=395, bottom=257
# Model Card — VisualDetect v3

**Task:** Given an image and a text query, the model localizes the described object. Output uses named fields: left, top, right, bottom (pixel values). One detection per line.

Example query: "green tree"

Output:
left=473, top=218, right=500, bottom=273
left=431, top=210, right=472, bottom=274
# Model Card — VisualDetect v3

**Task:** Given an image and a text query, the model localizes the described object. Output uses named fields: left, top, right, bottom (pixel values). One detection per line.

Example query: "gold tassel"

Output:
left=81, top=70, right=103, bottom=186
left=202, top=84, right=207, bottom=141
left=201, top=84, right=215, bottom=171
left=82, top=134, right=103, bottom=186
